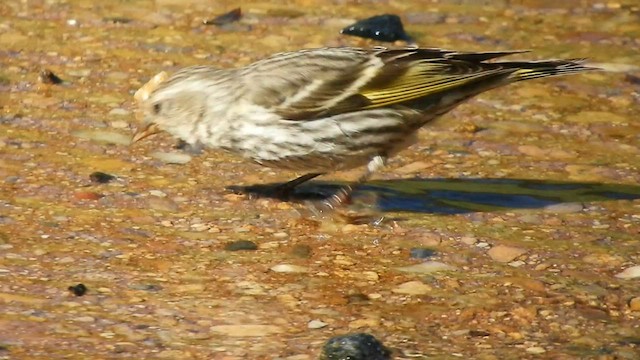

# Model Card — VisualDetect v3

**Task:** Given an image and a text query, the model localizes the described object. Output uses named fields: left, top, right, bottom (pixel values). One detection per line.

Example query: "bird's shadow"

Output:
left=228, top=177, right=640, bottom=214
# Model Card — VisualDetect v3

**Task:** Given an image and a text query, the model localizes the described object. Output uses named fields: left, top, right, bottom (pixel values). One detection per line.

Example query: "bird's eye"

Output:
left=152, top=103, right=162, bottom=114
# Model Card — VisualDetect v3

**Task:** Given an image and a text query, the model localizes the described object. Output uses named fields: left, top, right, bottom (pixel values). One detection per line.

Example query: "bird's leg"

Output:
left=273, top=172, right=324, bottom=199
left=321, top=155, right=387, bottom=210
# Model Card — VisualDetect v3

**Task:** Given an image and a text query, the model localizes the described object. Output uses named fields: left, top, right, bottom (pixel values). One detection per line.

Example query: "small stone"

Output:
left=89, top=171, right=116, bottom=184
left=346, top=293, right=370, bottom=304
left=348, top=318, right=380, bottom=329
left=341, top=14, right=412, bottom=43
left=290, top=244, right=312, bottom=258
left=203, top=7, right=242, bottom=26
left=525, top=346, right=546, bottom=354
left=409, top=247, right=436, bottom=259
left=395, top=161, right=431, bottom=174
left=174, top=283, right=205, bottom=293
left=224, top=240, right=258, bottom=251
left=308, top=320, right=328, bottom=329
left=628, top=297, right=640, bottom=311
left=73, top=191, right=104, bottom=201
left=396, top=261, right=456, bottom=274
left=150, top=151, right=192, bottom=164
left=391, top=280, right=431, bottom=295
left=74, top=316, right=95, bottom=323
left=320, top=333, right=390, bottom=360
left=146, top=196, right=179, bottom=212
left=71, top=130, right=132, bottom=145
left=108, top=108, right=131, bottom=117
left=361, top=271, right=379, bottom=281
left=615, top=265, right=640, bottom=279
left=270, top=264, right=309, bottom=273
left=460, top=236, right=477, bottom=245
left=38, top=69, right=63, bottom=84
left=487, top=245, right=527, bottom=263
left=543, top=202, right=583, bottom=214
left=68, top=283, right=87, bottom=296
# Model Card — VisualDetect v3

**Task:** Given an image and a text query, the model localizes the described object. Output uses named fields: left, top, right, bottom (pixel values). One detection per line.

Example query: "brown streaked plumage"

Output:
left=132, top=47, right=595, bottom=202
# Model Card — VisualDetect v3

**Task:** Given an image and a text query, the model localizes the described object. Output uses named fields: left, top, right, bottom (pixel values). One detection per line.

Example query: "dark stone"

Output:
left=103, top=17, right=132, bottom=24
left=89, top=171, right=116, bottom=184
left=341, top=14, right=412, bottom=42
left=409, top=247, right=436, bottom=259
left=129, top=283, right=163, bottom=292
left=469, top=330, right=491, bottom=337
left=346, top=293, right=370, bottom=304
left=225, top=240, right=258, bottom=251
left=38, top=69, right=63, bottom=84
left=320, top=333, right=391, bottom=360
left=68, top=283, right=87, bottom=296
left=290, top=244, right=312, bottom=258
left=203, top=8, right=242, bottom=26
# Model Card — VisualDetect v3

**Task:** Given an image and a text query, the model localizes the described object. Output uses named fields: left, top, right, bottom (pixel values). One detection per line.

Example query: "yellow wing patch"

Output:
left=359, top=61, right=513, bottom=108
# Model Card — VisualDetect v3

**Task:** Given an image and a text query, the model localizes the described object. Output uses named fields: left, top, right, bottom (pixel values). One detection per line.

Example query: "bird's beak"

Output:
left=131, top=123, right=161, bottom=144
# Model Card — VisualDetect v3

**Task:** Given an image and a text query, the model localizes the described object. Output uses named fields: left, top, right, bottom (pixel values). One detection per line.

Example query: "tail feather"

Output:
left=504, top=59, right=598, bottom=81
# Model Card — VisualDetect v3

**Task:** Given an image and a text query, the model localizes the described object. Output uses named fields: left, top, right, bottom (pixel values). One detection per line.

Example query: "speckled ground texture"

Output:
left=1, top=0, right=640, bottom=359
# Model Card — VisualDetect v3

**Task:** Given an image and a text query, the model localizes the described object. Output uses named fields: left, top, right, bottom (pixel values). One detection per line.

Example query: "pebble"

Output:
left=209, top=324, right=283, bottom=337
left=290, top=244, right=312, bottom=258
left=146, top=196, right=179, bottom=212
left=487, top=245, right=527, bottom=263
left=308, top=319, right=328, bottom=329
left=395, top=161, right=431, bottom=174
left=224, top=240, right=258, bottom=251
left=174, top=284, right=205, bottom=293
left=360, top=271, right=379, bottom=281
left=150, top=151, right=192, bottom=164
left=629, top=297, right=640, bottom=311
left=73, top=191, right=103, bottom=201
left=543, top=202, right=584, bottom=214
left=270, top=264, right=309, bottom=273
left=460, top=236, right=477, bottom=245
left=320, top=333, right=390, bottom=360
left=89, top=171, right=116, bottom=184
left=341, top=14, right=412, bottom=42
left=68, top=283, right=87, bottom=296
left=409, top=247, right=436, bottom=259
left=396, top=261, right=456, bottom=274
left=108, top=108, right=131, bottom=117
left=525, top=346, right=546, bottom=354
left=74, top=316, right=95, bottom=323
left=71, top=130, right=132, bottom=145
left=615, top=265, right=640, bottom=279
left=391, top=280, right=432, bottom=295
left=38, top=69, right=63, bottom=84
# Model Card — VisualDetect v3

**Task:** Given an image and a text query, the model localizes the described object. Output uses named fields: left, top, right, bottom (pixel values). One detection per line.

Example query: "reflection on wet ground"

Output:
left=234, top=177, right=640, bottom=213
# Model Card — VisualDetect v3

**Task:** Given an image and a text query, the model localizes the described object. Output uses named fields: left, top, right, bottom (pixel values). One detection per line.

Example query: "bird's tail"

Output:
left=504, top=59, right=598, bottom=81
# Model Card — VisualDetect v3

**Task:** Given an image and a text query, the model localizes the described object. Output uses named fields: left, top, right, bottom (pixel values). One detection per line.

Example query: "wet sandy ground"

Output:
left=1, top=0, right=640, bottom=358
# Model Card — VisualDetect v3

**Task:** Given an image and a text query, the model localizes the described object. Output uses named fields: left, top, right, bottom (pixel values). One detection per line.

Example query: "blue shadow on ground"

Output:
left=231, top=178, right=640, bottom=214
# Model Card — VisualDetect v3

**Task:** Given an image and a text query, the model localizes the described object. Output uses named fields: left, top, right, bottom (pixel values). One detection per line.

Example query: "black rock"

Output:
left=224, top=240, right=258, bottom=251
left=203, top=7, right=242, bottom=26
left=320, top=333, right=391, bottom=360
left=409, top=247, right=436, bottom=259
left=68, top=283, right=87, bottom=296
left=89, top=171, right=116, bottom=184
left=341, top=14, right=411, bottom=42
left=38, top=69, right=63, bottom=85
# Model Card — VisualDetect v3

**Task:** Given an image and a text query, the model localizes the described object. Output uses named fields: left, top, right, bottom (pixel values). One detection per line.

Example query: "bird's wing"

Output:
left=241, top=47, right=527, bottom=121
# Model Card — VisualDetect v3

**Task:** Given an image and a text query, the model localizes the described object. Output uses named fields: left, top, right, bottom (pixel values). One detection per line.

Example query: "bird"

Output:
left=131, top=46, right=594, bottom=206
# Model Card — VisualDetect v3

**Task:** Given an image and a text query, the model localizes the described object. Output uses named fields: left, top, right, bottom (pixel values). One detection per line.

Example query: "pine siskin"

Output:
left=132, top=47, right=594, bottom=202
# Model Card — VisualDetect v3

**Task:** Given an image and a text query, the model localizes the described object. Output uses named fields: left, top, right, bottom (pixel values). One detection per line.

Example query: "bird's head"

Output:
left=131, top=67, right=221, bottom=145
